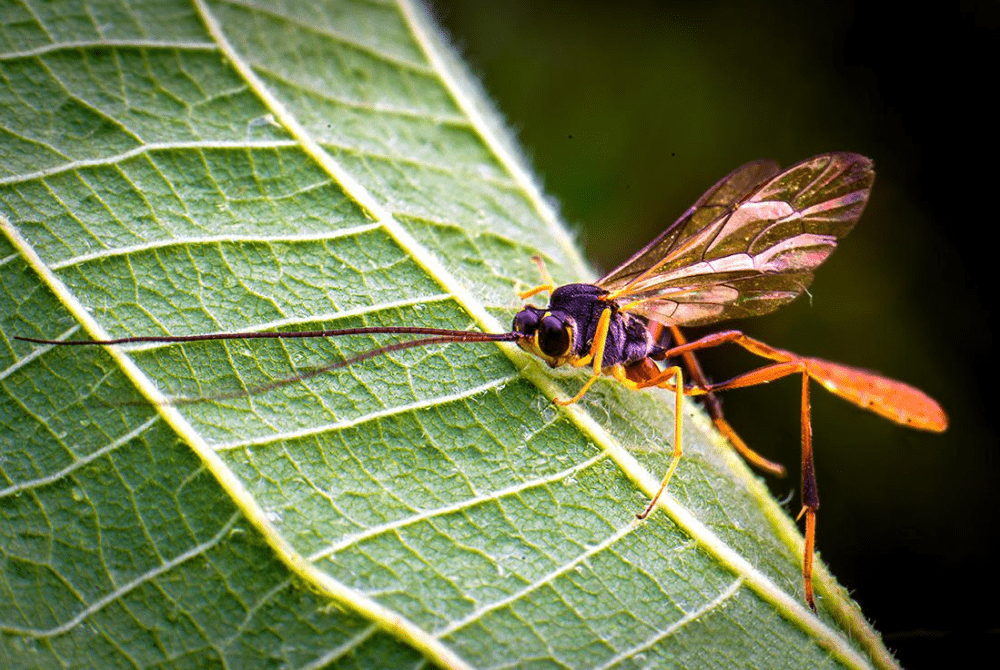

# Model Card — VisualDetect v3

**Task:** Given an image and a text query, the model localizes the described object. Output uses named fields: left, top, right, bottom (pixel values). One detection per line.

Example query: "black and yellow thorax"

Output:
left=511, top=283, right=663, bottom=370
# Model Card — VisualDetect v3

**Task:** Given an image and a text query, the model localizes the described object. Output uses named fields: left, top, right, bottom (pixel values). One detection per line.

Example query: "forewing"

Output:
left=598, top=153, right=874, bottom=326
left=598, top=159, right=781, bottom=287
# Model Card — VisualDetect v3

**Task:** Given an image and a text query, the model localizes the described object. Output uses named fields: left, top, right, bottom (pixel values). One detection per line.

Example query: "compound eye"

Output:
left=537, top=314, right=572, bottom=358
left=512, top=309, right=539, bottom=335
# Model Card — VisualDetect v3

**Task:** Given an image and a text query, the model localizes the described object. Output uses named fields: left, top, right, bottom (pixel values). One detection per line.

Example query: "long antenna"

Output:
left=15, top=327, right=522, bottom=406
left=167, top=333, right=518, bottom=404
left=15, top=326, right=520, bottom=347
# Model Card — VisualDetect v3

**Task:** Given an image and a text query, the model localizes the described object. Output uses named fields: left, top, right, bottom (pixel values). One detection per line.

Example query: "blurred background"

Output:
left=429, top=1, right=995, bottom=667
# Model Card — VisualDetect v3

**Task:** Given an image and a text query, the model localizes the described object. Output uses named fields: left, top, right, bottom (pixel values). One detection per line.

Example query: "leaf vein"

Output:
left=0, top=39, right=219, bottom=62
left=299, top=623, right=382, bottom=670
left=2, top=325, right=76, bottom=380
left=318, top=143, right=517, bottom=189
left=435, top=519, right=640, bottom=638
left=310, top=452, right=608, bottom=562
left=594, top=577, right=746, bottom=670
left=217, top=0, right=434, bottom=75
left=0, top=416, right=160, bottom=499
left=245, top=60, right=467, bottom=125
left=48, top=225, right=382, bottom=270
left=34, top=54, right=144, bottom=147
left=213, top=372, right=519, bottom=452
left=0, top=140, right=299, bottom=187
left=1, top=512, right=241, bottom=639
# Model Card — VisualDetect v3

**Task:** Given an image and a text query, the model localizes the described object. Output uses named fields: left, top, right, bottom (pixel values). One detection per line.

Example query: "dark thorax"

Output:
left=512, top=283, right=660, bottom=369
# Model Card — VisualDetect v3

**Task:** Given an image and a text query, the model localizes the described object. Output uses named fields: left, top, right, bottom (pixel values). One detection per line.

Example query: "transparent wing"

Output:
left=598, top=159, right=782, bottom=288
left=597, top=153, right=874, bottom=326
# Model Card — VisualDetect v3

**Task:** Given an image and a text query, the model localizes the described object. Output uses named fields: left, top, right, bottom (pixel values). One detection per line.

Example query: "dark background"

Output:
left=429, top=1, right=995, bottom=667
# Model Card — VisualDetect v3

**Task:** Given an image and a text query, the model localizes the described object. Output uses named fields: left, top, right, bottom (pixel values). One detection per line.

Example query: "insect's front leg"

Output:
left=518, top=255, right=557, bottom=299
left=553, top=307, right=613, bottom=406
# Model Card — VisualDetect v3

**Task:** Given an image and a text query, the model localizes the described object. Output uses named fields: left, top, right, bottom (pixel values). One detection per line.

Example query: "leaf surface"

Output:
left=0, top=1, right=894, bottom=667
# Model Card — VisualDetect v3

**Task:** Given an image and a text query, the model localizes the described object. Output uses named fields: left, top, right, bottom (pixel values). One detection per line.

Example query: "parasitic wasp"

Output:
left=18, top=152, right=948, bottom=611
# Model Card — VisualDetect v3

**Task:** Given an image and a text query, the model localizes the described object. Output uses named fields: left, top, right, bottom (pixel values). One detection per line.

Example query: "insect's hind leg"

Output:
left=677, top=347, right=821, bottom=611
left=798, top=373, right=819, bottom=612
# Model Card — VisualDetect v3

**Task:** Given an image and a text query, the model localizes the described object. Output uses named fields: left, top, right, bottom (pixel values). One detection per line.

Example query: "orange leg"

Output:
left=651, top=330, right=824, bottom=610
left=693, top=366, right=820, bottom=610
left=554, top=307, right=613, bottom=406
left=518, top=255, right=556, bottom=300
left=627, top=327, right=943, bottom=611
left=702, top=367, right=820, bottom=610
left=664, top=329, right=946, bottom=432
left=615, top=364, right=686, bottom=520
left=666, top=326, right=786, bottom=477
left=798, top=368, right=818, bottom=611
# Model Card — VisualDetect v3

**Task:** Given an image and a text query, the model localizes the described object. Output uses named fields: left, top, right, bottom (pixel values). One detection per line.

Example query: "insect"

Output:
left=18, top=152, right=947, bottom=611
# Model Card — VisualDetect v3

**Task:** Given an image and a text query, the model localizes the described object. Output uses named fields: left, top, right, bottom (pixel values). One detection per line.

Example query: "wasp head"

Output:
left=512, top=306, right=576, bottom=368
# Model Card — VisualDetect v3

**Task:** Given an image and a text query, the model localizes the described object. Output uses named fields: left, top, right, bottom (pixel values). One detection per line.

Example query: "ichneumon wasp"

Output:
left=18, top=152, right=948, bottom=611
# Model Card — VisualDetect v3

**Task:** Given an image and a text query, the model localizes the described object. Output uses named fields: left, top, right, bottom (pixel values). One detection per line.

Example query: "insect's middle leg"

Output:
left=666, top=326, right=786, bottom=477
left=662, top=329, right=822, bottom=610
left=614, top=363, right=686, bottom=520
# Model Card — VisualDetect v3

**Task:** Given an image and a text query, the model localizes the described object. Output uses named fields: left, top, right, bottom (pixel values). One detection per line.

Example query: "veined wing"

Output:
left=597, top=153, right=874, bottom=326
left=599, top=159, right=782, bottom=288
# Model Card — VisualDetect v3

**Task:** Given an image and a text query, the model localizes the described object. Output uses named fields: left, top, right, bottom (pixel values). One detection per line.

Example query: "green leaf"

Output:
left=0, top=1, right=896, bottom=668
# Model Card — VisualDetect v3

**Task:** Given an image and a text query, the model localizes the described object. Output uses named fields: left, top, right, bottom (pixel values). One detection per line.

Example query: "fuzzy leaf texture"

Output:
left=0, top=1, right=895, bottom=668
